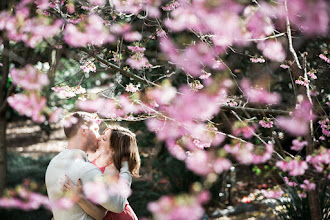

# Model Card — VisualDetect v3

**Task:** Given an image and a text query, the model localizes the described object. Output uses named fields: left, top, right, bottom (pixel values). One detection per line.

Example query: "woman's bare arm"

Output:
left=63, top=176, right=107, bottom=220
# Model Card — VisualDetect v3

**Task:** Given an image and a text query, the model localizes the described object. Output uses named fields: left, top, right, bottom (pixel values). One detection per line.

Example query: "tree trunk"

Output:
left=0, top=114, right=7, bottom=196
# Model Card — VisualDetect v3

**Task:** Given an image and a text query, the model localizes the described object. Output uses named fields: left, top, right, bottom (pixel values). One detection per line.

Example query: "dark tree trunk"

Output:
left=0, top=115, right=7, bottom=196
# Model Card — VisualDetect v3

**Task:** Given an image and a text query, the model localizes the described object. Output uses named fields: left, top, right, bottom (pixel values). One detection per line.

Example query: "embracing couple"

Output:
left=45, top=112, right=140, bottom=220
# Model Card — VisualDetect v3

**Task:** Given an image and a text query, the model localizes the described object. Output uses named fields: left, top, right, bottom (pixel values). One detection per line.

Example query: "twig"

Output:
left=284, top=0, right=302, bottom=69
left=221, top=105, right=290, bottom=116
left=80, top=48, right=160, bottom=87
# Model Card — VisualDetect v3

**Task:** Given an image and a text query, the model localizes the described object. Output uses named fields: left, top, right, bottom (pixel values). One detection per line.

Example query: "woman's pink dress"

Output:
left=91, top=159, right=138, bottom=220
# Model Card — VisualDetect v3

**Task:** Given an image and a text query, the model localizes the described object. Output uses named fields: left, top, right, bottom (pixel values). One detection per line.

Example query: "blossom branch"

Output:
left=284, top=0, right=302, bottom=69
left=80, top=48, right=160, bottom=87
left=221, top=105, right=290, bottom=116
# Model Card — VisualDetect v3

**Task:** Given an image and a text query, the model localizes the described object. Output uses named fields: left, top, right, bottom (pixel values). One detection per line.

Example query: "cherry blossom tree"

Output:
left=0, top=0, right=329, bottom=219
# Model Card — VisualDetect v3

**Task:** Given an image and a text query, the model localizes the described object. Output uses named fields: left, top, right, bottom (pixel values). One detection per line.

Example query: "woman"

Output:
left=63, top=125, right=140, bottom=220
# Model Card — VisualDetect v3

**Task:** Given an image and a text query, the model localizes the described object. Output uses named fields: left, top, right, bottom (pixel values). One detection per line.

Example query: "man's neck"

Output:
left=67, top=137, right=86, bottom=152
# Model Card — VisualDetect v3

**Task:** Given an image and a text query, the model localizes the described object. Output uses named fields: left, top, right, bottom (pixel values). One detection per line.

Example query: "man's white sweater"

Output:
left=45, top=149, right=132, bottom=220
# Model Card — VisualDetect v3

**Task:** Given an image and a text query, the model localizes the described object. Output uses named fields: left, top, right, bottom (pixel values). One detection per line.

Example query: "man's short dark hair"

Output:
left=63, top=112, right=95, bottom=139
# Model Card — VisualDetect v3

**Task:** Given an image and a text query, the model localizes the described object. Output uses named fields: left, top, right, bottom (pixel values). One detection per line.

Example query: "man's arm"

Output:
left=63, top=176, right=107, bottom=220
left=82, top=162, right=132, bottom=213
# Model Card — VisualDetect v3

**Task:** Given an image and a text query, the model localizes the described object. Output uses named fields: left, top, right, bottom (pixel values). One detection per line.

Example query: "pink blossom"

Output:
left=252, top=144, right=274, bottom=164
left=7, top=93, right=46, bottom=122
left=10, top=64, right=49, bottom=90
left=276, top=158, right=308, bottom=176
left=89, top=0, right=106, bottom=6
left=259, top=118, right=273, bottom=128
left=161, top=1, right=180, bottom=11
left=214, top=158, right=232, bottom=174
left=295, top=77, right=310, bottom=87
left=280, top=64, right=290, bottom=69
left=123, top=31, right=142, bottom=42
left=127, top=45, right=146, bottom=52
left=232, top=121, right=256, bottom=139
left=250, top=57, right=265, bottom=63
left=185, top=149, right=212, bottom=176
left=244, top=6, right=274, bottom=39
left=60, top=116, right=78, bottom=128
left=148, top=192, right=207, bottom=220
left=49, top=108, right=63, bottom=123
left=224, top=143, right=254, bottom=165
left=241, top=79, right=281, bottom=105
left=166, top=140, right=187, bottom=161
left=52, top=85, right=86, bottom=99
left=146, top=84, right=177, bottom=105
left=199, top=71, right=211, bottom=79
left=307, top=70, right=317, bottom=79
left=318, top=118, right=330, bottom=137
left=257, top=41, right=286, bottom=62
left=290, top=139, right=307, bottom=151
left=276, top=99, right=315, bottom=136
left=319, top=54, right=330, bottom=64
left=306, top=147, right=330, bottom=172
left=64, top=14, right=114, bottom=47
left=83, top=181, right=108, bottom=204
left=189, top=80, right=204, bottom=91
left=284, top=176, right=298, bottom=187
left=80, top=60, right=96, bottom=73
left=261, top=187, right=284, bottom=199
left=300, top=179, right=316, bottom=191
left=126, top=56, right=150, bottom=70
left=125, top=83, right=140, bottom=93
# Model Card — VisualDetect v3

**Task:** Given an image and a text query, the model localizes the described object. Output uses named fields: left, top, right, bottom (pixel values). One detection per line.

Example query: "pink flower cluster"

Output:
left=125, top=83, right=140, bottom=93
left=276, top=158, right=308, bottom=176
left=10, top=64, right=49, bottom=90
left=80, top=60, right=96, bottom=73
left=232, top=121, right=256, bottom=139
left=250, top=57, right=265, bottom=63
left=295, top=76, right=310, bottom=87
left=147, top=191, right=209, bottom=220
left=290, top=139, right=307, bottom=151
left=77, top=95, right=142, bottom=119
left=241, top=79, right=281, bottom=105
left=64, top=14, right=115, bottom=47
left=257, top=41, right=286, bottom=62
left=300, top=179, right=316, bottom=191
left=112, top=0, right=161, bottom=18
left=276, top=99, right=315, bottom=136
left=0, top=189, right=50, bottom=211
left=318, top=118, right=330, bottom=137
left=0, top=6, right=63, bottom=47
left=126, top=45, right=152, bottom=70
left=224, top=142, right=273, bottom=165
left=283, top=176, right=298, bottom=187
left=307, top=69, right=317, bottom=79
left=52, top=85, right=86, bottom=99
left=261, top=187, right=284, bottom=199
left=160, top=38, right=216, bottom=78
left=319, top=54, right=330, bottom=64
left=189, top=80, right=204, bottom=91
left=259, top=118, right=273, bottom=128
left=161, top=1, right=180, bottom=11
left=146, top=85, right=227, bottom=143
left=7, top=93, right=46, bottom=122
left=306, top=147, right=330, bottom=172
left=280, top=64, right=290, bottom=69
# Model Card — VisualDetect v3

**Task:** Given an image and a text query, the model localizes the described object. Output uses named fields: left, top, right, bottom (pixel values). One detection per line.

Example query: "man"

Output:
left=45, top=112, right=131, bottom=219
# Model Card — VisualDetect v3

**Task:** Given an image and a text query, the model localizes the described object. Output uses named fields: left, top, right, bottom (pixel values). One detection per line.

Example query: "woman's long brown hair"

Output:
left=103, top=125, right=140, bottom=178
